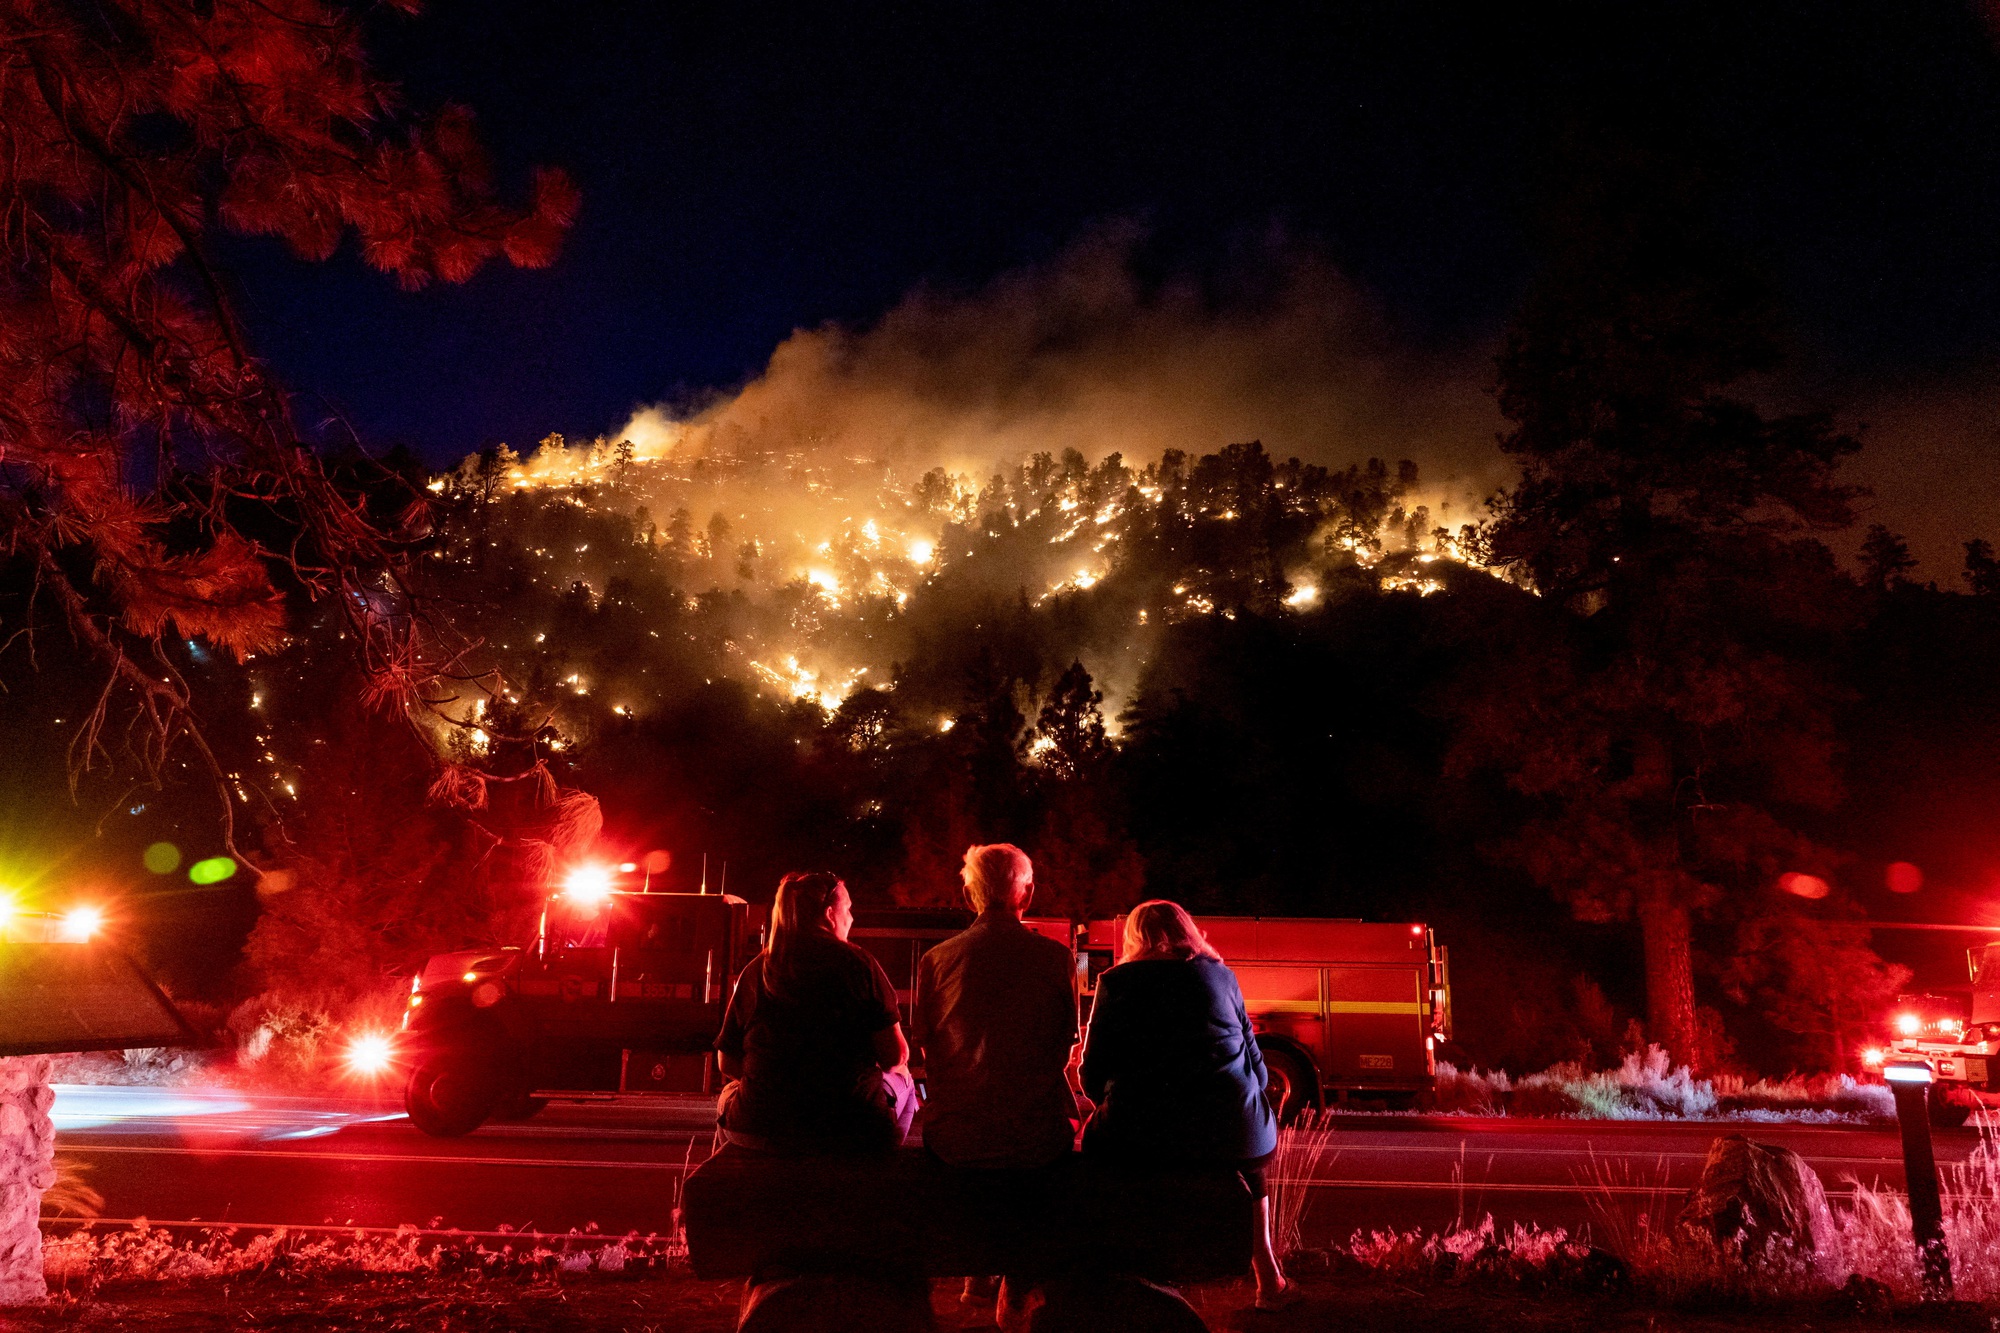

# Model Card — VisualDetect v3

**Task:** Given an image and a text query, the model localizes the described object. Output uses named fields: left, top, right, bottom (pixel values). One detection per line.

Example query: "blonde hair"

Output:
left=1120, top=899, right=1221, bottom=963
left=962, top=843, right=1033, bottom=913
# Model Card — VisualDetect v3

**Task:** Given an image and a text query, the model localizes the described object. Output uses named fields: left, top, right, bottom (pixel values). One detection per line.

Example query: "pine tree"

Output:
left=1965, top=538, right=2000, bottom=596
left=0, top=0, right=576, bottom=845
left=1473, top=131, right=1859, bottom=1070
left=1859, top=525, right=1917, bottom=592
left=1032, top=662, right=1109, bottom=783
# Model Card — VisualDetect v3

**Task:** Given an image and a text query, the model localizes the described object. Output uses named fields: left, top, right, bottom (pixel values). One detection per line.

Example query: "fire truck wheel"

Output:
left=1928, top=1085, right=1974, bottom=1129
left=1260, top=1045, right=1317, bottom=1126
left=404, top=1050, right=504, bottom=1137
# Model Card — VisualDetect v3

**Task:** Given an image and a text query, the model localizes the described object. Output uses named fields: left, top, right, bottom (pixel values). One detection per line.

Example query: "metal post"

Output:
left=1886, top=1061, right=1952, bottom=1300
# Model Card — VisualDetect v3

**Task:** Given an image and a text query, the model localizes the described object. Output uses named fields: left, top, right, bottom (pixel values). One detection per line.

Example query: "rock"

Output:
left=1839, top=1273, right=1894, bottom=1314
left=0, top=1054, right=55, bottom=1305
left=1679, top=1134, right=1845, bottom=1282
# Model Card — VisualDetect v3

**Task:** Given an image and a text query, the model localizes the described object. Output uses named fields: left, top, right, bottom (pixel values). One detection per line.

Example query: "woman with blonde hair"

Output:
left=1079, top=900, right=1297, bottom=1310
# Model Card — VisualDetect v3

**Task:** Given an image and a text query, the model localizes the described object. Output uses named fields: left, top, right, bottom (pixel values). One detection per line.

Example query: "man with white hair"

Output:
left=913, top=843, right=1079, bottom=1167
left=915, top=843, right=1080, bottom=1329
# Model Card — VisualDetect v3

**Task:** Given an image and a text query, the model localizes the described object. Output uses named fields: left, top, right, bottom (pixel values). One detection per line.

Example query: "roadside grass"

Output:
left=1431, top=1047, right=1895, bottom=1123
left=42, top=1221, right=681, bottom=1294
left=1325, top=1112, right=2000, bottom=1307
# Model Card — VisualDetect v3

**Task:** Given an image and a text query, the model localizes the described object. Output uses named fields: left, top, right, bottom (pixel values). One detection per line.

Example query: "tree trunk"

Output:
left=0, top=1055, right=54, bottom=1305
left=1637, top=889, right=1701, bottom=1072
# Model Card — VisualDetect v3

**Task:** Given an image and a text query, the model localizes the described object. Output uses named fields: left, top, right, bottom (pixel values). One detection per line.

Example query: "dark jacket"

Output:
left=1079, top=955, right=1276, bottom=1163
left=913, top=912, right=1079, bottom=1167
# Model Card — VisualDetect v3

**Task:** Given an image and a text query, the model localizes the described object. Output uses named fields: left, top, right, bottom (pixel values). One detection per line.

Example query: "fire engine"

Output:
left=1080, top=916, right=1451, bottom=1119
left=391, top=865, right=761, bottom=1136
left=1877, top=941, right=2000, bottom=1118
left=385, top=877, right=1451, bottom=1135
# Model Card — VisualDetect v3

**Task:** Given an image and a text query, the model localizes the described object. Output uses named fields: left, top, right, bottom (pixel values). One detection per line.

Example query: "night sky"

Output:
left=229, top=1, right=2000, bottom=568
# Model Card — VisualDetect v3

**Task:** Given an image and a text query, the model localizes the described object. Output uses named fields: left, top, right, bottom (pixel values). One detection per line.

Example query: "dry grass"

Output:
left=1270, top=1110, right=1341, bottom=1257
left=41, top=1221, right=681, bottom=1296
left=1431, top=1048, right=1894, bottom=1123
left=1336, top=1112, right=2000, bottom=1309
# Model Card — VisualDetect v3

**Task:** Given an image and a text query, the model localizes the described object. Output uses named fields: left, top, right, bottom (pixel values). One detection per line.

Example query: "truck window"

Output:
left=1974, top=945, right=2000, bottom=987
left=547, top=902, right=610, bottom=950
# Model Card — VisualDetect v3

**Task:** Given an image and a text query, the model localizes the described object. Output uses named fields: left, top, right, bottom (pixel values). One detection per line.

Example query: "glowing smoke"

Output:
left=611, top=224, right=1507, bottom=514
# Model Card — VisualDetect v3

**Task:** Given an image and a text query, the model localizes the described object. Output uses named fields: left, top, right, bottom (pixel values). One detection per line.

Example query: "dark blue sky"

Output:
left=229, top=2, right=2000, bottom=486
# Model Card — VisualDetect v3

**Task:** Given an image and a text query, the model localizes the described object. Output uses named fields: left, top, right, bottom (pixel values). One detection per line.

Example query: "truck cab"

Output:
left=398, top=873, right=760, bottom=1136
left=1881, top=943, right=2000, bottom=1106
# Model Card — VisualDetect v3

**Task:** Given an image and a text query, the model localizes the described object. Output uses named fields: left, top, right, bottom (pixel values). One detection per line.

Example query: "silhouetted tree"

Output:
left=1965, top=538, right=2000, bottom=596
left=0, top=0, right=574, bottom=854
left=1860, top=525, right=1917, bottom=592
left=1473, top=130, right=1860, bottom=1069
left=1032, top=662, right=1109, bottom=783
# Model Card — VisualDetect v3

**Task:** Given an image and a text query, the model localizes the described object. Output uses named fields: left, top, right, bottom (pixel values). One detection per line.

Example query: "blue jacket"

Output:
left=1080, top=956, right=1277, bottom=1163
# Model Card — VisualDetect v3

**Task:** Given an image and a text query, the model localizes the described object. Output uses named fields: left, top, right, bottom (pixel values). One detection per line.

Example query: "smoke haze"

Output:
left=614, top=225, right=1509, bottom=523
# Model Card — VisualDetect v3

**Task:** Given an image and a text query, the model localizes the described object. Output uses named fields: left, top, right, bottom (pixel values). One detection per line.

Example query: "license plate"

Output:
left=1359, top=1054, right=1394, bottom=1071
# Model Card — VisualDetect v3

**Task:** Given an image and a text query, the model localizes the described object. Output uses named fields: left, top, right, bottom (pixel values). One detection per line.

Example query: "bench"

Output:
left=683, top=1145, right=1256, bottom=1331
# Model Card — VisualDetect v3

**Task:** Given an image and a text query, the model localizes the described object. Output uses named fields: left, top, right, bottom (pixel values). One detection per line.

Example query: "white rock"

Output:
left=0, top=1055, right=54, bottom=1305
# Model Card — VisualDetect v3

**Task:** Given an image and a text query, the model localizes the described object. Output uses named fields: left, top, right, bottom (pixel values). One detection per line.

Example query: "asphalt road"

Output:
left=47, top=1085, right=1986, bottom=1246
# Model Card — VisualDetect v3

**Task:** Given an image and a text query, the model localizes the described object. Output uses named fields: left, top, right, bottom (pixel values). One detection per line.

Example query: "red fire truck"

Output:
left=1081, top=916, right=1451, bottom=1119
left=392, top=866, right=762, bottom=1135
left=1877, top=941, right=2000, bottom=1115
left=387, top=875, right=1450, bottom=1134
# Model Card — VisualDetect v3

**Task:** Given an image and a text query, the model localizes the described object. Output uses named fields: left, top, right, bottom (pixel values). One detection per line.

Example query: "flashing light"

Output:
left=344, top=1031, right=394, bottom=1078
left=619, top=862, right=638, bottom=873
left=1863, top=1047, right=1886, bottom=1067
left=59, top=906, right=104, bottom=942
left=0, top=893, right=14, bottom=929
left=1896, top=1012, right=1924, bottom=1036
left=1410, top=924, right=1425, bottom=937
left=1883, top=1060, right=1935, bottom=1086
left=563, top=863, right=615, bottom=907
left=461, top=971, right=480, bottom=984
left=1942, top=1017, right=1966, bottom=1035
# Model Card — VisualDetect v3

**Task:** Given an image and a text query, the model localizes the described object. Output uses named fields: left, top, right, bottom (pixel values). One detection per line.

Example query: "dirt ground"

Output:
left=10, top=1271, right=2000, bottom=1333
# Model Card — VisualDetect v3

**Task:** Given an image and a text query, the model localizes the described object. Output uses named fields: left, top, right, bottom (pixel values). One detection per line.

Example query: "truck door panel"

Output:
left=1325, top=964, right=1424, bottom=1088
left=1236, top=965, right=1323, bottom=1061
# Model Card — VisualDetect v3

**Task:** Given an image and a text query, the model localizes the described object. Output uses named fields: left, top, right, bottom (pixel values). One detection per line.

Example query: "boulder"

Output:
left=1679, top=1134, right=1845, bottom=1281
left=0, top=1054, right=54, bottom=1305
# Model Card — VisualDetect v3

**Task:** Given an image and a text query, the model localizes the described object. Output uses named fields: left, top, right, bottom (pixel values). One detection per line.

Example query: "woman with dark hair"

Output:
left=715, top=872, right=915, bottom=1152
left=1079, top=899, right=1297, bottom=1310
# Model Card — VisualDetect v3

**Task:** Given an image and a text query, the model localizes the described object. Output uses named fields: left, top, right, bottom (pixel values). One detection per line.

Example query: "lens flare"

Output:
left=563, top=863, right=616, bottom=906
left=344, top=1031, right=394, bottom=1078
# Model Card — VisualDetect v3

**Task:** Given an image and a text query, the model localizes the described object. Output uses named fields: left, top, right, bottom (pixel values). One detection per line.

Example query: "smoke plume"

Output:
left=615, top=223, right=1508, bottom=518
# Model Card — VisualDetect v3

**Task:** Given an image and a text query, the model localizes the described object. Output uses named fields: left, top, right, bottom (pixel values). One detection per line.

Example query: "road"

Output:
left=48, top=1085, right=1987, bottom=1246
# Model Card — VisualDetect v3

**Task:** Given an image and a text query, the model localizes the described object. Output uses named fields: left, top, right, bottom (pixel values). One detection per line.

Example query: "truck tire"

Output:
left=1929, top=1084, right=1974, bottom=1129
left=404, top=1049, right=503, bottom=1137
left=1259, top=1043, right=1317, bottom=1126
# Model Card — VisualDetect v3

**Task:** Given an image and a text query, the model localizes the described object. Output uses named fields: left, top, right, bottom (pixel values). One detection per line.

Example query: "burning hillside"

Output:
left=413, top=429, right=1487, bottom=761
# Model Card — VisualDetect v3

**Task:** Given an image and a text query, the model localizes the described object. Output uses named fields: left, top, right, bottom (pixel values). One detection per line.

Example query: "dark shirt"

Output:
left=715, top=933, right=901, bottom=1146
left=913, top=913, right=1079, bottom=1168
left=1079, top=955, right=1277, bottom=1163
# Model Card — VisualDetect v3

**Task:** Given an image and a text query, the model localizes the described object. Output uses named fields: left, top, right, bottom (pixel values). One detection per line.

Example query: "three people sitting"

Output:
left=713, top=856, right=1295, bottom=1310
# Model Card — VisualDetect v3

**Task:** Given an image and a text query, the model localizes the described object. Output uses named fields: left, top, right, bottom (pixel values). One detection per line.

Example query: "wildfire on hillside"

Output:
left=400, top=429, right=1490, bottom=768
